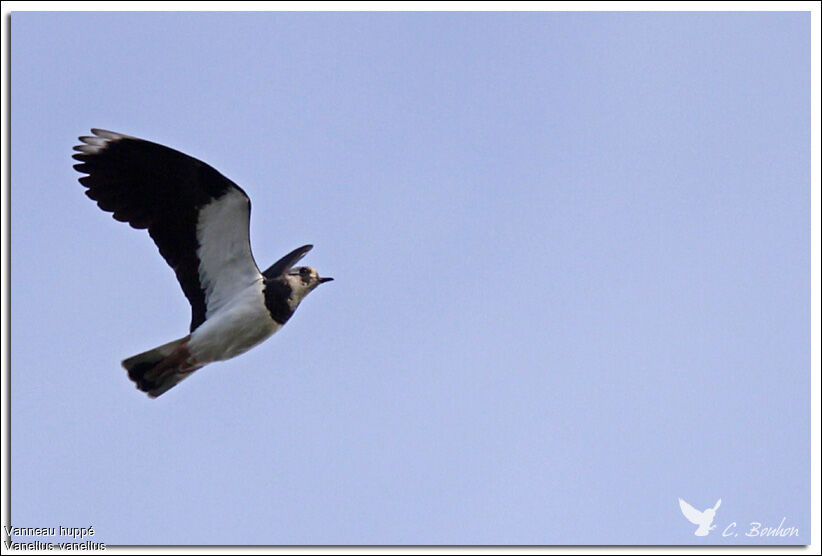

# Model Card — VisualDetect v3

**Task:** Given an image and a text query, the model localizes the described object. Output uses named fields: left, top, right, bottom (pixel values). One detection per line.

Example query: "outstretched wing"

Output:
left=678, top=498, right=704, bottom=525
left=73, top=129, right=262, bottom=331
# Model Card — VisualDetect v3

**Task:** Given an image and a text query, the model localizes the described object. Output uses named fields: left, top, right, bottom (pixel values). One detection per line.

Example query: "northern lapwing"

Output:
left=73, top=129, right=333, bottom=397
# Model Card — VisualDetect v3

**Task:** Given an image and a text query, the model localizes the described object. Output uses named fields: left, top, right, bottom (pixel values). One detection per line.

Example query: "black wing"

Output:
left=73, top=129, right=261, bottom=331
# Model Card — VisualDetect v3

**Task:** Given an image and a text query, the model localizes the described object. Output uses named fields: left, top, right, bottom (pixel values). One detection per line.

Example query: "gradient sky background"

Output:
left=11, top=11, right=810, bottom=545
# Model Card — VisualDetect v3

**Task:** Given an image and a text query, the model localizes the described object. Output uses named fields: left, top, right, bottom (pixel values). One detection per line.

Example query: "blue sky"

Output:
left=10, top=11, right=810, bottom=545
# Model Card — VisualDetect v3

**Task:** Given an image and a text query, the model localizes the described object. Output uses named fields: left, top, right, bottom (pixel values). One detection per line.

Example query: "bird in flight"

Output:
left=73, top=129, right=333, bottom=398
left=678, top=498, right=721, bottom=536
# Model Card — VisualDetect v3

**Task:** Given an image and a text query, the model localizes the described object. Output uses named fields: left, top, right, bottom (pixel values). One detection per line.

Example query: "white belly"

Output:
left=188, top=280, right=281, bottom=363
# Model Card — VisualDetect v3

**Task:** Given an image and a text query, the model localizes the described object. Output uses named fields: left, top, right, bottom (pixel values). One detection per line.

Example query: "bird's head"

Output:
left=284, top=266, right=333, bottom=303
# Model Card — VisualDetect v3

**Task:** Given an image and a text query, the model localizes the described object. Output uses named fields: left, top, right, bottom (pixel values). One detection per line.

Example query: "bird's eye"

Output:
left=300, top=268, right=309, bottom=277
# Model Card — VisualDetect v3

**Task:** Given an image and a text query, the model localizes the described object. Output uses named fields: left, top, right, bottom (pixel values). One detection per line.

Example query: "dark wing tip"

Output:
left=72, top=129, right=129, bottom=164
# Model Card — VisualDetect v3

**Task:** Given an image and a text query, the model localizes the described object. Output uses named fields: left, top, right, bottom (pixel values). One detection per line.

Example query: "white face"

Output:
left=284, top=266, right=331, bottom=305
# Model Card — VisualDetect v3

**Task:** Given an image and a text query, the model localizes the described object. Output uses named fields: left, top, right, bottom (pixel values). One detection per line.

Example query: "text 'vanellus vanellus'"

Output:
left=73, top=129, right=333, bottom=398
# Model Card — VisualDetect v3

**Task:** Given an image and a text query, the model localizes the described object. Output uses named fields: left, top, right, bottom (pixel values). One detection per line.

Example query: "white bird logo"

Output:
left=678, top=498, right=722, bottom=536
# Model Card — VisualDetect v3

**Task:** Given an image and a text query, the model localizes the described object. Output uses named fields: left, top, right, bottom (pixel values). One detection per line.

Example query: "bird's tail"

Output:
left=121, top=336, right=198, bottom=398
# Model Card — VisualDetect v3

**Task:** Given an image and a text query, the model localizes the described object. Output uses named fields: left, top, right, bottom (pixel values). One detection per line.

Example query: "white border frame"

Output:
left=1, top=3, right=819, bottom=555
